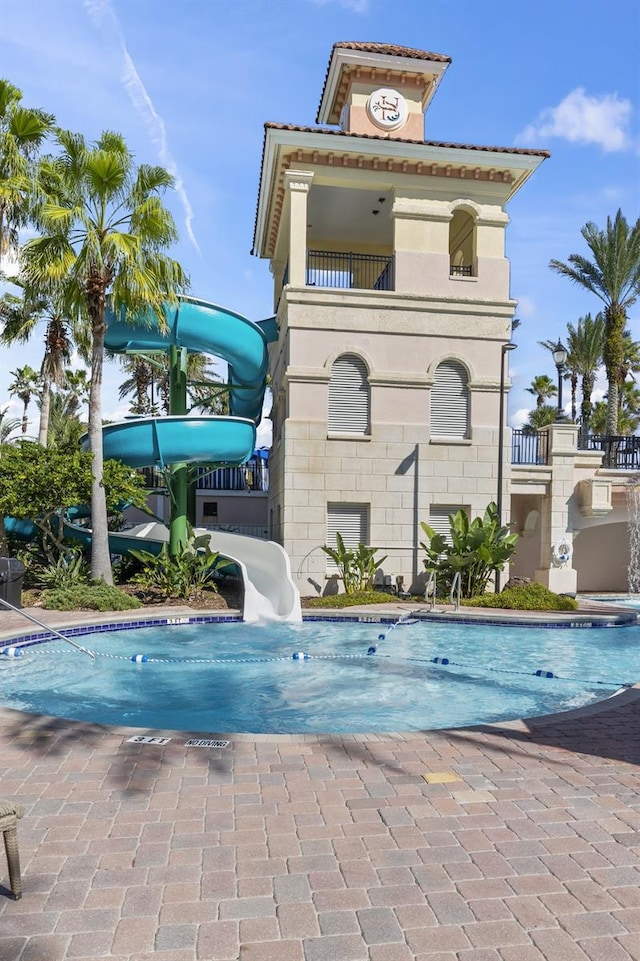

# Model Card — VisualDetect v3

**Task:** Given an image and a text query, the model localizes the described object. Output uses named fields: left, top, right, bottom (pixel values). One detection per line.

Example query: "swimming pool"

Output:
left=1, top=615, right=636, bottom=734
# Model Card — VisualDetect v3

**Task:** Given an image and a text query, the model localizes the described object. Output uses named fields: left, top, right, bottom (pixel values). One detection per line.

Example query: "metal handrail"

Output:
left=0, top=597, right=96, bottom=660
left=424, top=571, right=437, bottom=611
left=450, top=572, right=461, bottom=611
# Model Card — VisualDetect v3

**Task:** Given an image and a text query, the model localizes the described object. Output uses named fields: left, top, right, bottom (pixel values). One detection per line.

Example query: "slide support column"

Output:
left=169, top=344, right=188, bottom=556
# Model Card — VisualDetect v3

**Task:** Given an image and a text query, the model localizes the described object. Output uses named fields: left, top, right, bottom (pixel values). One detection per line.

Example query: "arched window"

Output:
left=328, top=354, right=370, bottom=434
left=431, top=360, right=470, bottom=439
left=449, top=207, right=475, bottom=276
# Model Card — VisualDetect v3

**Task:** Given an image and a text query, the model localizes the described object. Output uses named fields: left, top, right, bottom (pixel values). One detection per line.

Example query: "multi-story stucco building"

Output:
left=252, top=41, right=631, bottom=597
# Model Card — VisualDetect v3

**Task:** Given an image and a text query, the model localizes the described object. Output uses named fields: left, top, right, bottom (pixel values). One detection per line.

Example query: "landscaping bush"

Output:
left=302, top=591, right=401, bottom=608
left=464, top=581, right=577, bottom=612
left=41, top=583, right=142, bottom=611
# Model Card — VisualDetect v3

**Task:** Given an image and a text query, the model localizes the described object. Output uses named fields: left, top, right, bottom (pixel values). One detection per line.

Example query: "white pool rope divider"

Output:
left=0, top=596, right=96, bottom=659
left=5, top=606, right=629, bottom=691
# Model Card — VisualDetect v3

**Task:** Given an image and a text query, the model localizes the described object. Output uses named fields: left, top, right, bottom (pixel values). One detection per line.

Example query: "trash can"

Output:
left=0, top=558, right=25, bottom=609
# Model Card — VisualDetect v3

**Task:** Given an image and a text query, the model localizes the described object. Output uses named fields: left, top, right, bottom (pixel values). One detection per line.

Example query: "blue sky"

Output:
left=1, top=0, right=639, bottom=439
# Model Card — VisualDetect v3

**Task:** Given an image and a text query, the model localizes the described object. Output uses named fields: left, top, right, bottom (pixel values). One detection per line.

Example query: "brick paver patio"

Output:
left=0, top=605, right=638, bottom=960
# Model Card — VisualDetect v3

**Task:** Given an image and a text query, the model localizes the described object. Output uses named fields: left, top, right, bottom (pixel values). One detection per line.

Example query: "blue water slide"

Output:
left=95, top=416, right=256, bottom=470
left=105, top=297, right=269, bottom=424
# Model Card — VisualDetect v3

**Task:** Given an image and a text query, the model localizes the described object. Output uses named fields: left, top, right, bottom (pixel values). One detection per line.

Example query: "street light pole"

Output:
left=496, top=342, right=517, bottom=593
left=552, top=339, right=568, bottom=422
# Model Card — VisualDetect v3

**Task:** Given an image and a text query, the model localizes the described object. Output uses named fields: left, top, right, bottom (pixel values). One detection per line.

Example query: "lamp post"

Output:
left=496, top=342, right=517, bottom=593
left=552, top=339, right=568, bottom=422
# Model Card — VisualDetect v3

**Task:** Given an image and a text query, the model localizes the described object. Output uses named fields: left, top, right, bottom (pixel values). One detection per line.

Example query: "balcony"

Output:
left=305, top=250, right=394, bottom=292
left=584, top=434, right=640, bottom=470
left=450, top=264, right=473, bottom=277
left=511, top=429, right=549, bottom=465
left=140, top=460, right=269, bottom=492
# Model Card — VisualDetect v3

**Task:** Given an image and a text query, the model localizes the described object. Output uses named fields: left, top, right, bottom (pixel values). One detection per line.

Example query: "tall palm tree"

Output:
left=8, top=364, right=39, bottom=434
left=22, top=129, right=188, bottom=583
left=0, top=286, right=73, bottom=445
left=47, top=390, right=87, bottom=451
left=564, top=314, right=604, bottom=447
left=526, top=375, right=557, bottom=409
left=550, top=210, right=640, bottom=434
left=62, top=368, right=90, bottom=417
left=524, top=404, right=558, bottom=432
left=0, top=79, right=53, bottom=264
left=117, top=354, right=155, bottom=415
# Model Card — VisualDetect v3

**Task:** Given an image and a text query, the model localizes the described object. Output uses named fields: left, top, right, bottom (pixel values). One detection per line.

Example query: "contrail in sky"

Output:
left=83, top=0, right=200, bottom=253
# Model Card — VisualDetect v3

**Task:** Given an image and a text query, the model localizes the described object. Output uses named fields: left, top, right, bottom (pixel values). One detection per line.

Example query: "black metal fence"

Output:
left=306, top=250, right=394, bottom=291
left=140, top=460, right=269, bottom=492
left=511, top=429, right=550, bottom=465
left=450, top=264, right=473, bottom=277
left=585, top=434, right=640, bottom=469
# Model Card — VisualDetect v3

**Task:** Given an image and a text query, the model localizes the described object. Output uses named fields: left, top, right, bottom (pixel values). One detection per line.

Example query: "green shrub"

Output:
left=41, top=583, right=142, bottom=611
left=129, top=528, right=228, bottom=600
left=37, top=548, right=90, bottom=590
left=464, top=581, right=578, bottom=611
left=321, top=534, right=387, bottom=594
left=302, top=590, right=400, bottom=608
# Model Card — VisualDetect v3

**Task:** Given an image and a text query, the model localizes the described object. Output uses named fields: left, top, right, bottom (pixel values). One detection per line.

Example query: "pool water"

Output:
left=1, top=618, right=637, bottom=734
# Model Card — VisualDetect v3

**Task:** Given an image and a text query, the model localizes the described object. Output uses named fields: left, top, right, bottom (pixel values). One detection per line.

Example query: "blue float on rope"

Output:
left=535, top=669, right=556, bottom=678
left=367, top=646, right=377, bottom=655
left=131, top=654, right=149, bottom=663
left=292, top=651, right=309, bottom=660
left=1, top=647, right=22, bottom=657
left=431, top=657, right=450, bottom=665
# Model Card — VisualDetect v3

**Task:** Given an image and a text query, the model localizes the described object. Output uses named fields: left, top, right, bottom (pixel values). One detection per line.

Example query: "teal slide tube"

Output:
left=105, top=297, right=269, bottom=425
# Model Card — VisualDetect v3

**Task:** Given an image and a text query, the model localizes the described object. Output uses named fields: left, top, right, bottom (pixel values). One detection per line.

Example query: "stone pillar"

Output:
left=535, top=422, right=579, bottom=594
left=284, top=171, right=314, bottom=286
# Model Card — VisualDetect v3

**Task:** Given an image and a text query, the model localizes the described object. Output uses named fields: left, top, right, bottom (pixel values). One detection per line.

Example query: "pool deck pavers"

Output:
left=0, top=602, right=639, bottom=961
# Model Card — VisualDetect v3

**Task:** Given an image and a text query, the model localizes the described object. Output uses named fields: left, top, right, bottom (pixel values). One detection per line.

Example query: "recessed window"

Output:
left=449, top=207, right=475, bottom=276
left=326, top=503, right=368, bottom=571
left=431, top=360, right=470, bottom=439
left=328, top=354, right=370, bottom=434
left=203, top=502, right=218, bottom=518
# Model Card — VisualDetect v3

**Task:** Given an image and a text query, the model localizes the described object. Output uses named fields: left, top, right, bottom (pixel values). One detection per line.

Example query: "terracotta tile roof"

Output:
left=331, top=41, right=451, bottom=63
left=251, top=123, right=550, bottom=254
left=317, top=41, right=452, bottom=123
left=264, top=122, right=551, bottom=158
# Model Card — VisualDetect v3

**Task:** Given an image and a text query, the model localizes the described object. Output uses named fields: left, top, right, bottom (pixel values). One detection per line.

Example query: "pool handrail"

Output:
left=450, top=571, right=461, bottom=611
left=0, top=597, right=96, bottom=660
left=425, top=571, right=437, bottom=611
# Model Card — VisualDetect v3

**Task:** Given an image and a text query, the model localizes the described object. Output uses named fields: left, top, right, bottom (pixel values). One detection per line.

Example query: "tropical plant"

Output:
left=566, top=314, right=604, bottom=446
left=41, top=582, right=142, bottom=611
left=8, top=364, right=39, bottom=434
left=129, top=528, right=228, bottom=600
left=0, top=285, right=74, bottom=445
left=0, top=440, right=146, bottom=563
left=0, top=407, right=19, bottom=443
left=550, top=210, right=640, bottom=434
left=117, top=354, right=156, bottom=415
left=526, top=375, right=557, bottom=408
left=46, top=390, right=87, bottom=451
left=524, top=404, right=558, bottom=432
left=21, top=129, right=188, bottom=583
left=420, top=502, right=519, bottom=598
left=321, top=533, right=387, bottom=594
left=0, top=79, right=53, bottom=264
left=37, top=547, right=90, bottom=590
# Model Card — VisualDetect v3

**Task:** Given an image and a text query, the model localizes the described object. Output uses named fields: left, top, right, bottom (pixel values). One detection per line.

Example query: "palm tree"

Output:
left=0, top=407, right=19, bottom=443
left=550, top=210, right=640, bottom=434
left=47, top=390, right=87, bottom=451
left=117, top=354, right=155, bottom=415
left=22, top=129, right=188, bottom=583
left=524, top=404, right=558, bottom=432
left=62, top=368, right=90, bottom=418
left=0, top=79, right=53, bottom=264
left=8, top=364, right=39, bottom=434
left=526, top=375, right=557, bottom=408
left=0, top=286, right=74, bottom=445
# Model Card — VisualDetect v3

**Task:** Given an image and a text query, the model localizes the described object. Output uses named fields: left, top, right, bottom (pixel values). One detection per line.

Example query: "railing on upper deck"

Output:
left=450, top=264, right=473, bottom=277
left=305, top=250, right=394, bottom=291
left=140, top=460, right=269, bottom=492
left=584, top=434, right=640, bottom=470
left=511, top=429, right=550, bottom=466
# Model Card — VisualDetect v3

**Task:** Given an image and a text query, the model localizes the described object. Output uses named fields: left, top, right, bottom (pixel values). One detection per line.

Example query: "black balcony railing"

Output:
left=585, top=434, right=640, bottom=469
left=305, top=250, right=394, bottom=291
left=511, top=429, right=550, bottom=465
left=450, top=264, right=473, bottom=277
left=139, top=461, right=269, bottom=492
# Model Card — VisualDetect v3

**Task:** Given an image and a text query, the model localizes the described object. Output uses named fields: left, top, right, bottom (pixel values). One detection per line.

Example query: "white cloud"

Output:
left=511, top=407, right=530, bottom=430
left=516, top=87, right=633, bottom=153
left=83, top=0, right=200, bottom=253
left=515, top=295, right=535, bottom=319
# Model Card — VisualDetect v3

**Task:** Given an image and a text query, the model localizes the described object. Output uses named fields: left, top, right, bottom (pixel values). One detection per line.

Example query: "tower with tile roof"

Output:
left=253, top=42, right=551, bottom=595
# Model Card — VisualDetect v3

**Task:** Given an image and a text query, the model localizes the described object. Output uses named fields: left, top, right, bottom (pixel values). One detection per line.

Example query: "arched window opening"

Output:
left=328, top=354, right=370, bottom=434
left=449, top=208, right=475, bottom=277
left=431, top=360, right=470, bottom=439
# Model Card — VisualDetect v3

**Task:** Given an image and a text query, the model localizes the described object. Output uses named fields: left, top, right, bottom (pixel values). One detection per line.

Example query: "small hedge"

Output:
left=463, top=582, right=578, bottom=612
left=302, top=591, right=402, bottom=609
left=41, top=583, right=143, bottom=612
